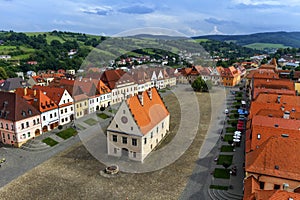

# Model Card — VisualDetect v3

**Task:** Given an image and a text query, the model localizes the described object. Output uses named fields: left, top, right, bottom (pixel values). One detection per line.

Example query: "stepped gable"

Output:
left=127, top=87, right=169, bottom=134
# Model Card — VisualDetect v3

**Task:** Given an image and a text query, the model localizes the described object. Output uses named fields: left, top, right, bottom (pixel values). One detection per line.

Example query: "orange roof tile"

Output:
left=254, top=190, right=300, bottom=200
left=127, top=87, right=169, bottom=134
left=243, top=176, right=260, bottom=200
left=15, top=88, right=58, bottom=112
left=32, top=85, right=67, bottom=105
left=246, top=136, right=300, bottom=181
left=246, top=69, right=279, bottom=80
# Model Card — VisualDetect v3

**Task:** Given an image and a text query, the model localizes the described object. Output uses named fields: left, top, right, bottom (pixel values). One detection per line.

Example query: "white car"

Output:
left=225, top=109, right=229, bottom=114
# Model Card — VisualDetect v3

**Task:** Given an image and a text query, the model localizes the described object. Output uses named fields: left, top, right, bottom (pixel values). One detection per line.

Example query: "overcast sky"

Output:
left=1, top=0, right=300, bottom=36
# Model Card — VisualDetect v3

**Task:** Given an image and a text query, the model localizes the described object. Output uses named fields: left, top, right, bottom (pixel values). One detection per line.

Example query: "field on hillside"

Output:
left=244, top=42, right=291, bottom=50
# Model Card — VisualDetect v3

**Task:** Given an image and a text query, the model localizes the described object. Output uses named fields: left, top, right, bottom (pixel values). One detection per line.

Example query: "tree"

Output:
left=0, top=67, right=8, bottom=79
left=191, top=76, right=211, bottom=92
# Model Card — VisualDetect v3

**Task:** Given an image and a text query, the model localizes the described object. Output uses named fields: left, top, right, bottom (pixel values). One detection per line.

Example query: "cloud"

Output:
left=233, top=3, right=282, bottom=9
left=81, top=6, right=113, bottom=16
left=118, top=5, right=155, bottom=14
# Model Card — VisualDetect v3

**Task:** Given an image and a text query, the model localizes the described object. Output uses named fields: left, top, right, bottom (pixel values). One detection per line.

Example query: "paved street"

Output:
left=180, top=86, right=245, bottom=200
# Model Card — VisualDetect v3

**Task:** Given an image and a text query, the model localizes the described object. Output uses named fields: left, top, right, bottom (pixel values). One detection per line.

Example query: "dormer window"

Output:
left=22, top=111, right=26, bottom=117
left=28, top=109, right=32, bottom=115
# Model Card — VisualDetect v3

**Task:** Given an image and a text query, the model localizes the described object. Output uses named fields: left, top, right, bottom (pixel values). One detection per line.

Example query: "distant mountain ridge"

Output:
left=193, top=31, right=300, bottom=48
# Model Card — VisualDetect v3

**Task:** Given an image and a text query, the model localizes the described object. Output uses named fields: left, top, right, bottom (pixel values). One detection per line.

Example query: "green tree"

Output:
left=191, top=76, right=210, bottom=92
left=0, top=67, right=8, bottom=79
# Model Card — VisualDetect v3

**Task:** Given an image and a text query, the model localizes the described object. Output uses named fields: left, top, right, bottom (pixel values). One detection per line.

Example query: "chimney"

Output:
left=138, top=92, right=143, bottom=105
left=24, top=88, right=27, bottom=96
left=283, top=111, right=290, bottom=119
left=277, top=95, right=281, bottom=103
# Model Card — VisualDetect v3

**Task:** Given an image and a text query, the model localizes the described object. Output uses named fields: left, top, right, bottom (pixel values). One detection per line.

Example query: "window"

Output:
left=43, top=116, right=46, bottom=121
left=162, top=122, right=164, bottom=129
left=274, top=184, right=280, bottom=190
left=33, top=120, right=36, bottom=125
left=7, top=134, right=10, bottom=140
left=6, top=124, right=8, bottom=130
left=27, top=132, right=30, bottom=138
left=26, top=122, right=29, bottom=128
left=131, top=127, right=133, bottom=131
left=37, top=118, right=40, bottom=124
left=61, top=110, right=63, bottom=114
left=11, top=124, right=14, bottom=130
left=133, top=152, right=136, bottom=158
left=63, top=100, right=66, bottom=104
left=259, top=182, right=265, bottom=189
left=62, top=118, right=64, bottom=123
left=114, top=148, right=117, bottom=154
left=157, top=127, right=159, bottom=133
left=65, top=108, right=67, bottom=113
left=132, top=138, right=137, bottom=146
left=2, top=133, right=4, bottom=139
left=257, top=134, right=261, bottom=140
left=22, top=133, right=26, bottom=139
left=21, top=123, right=24, bottom=129
left=54, top=112, right=57, bottom=117
left=122, top=137, right=127, bottom=144
left=144, top=138, right=147, bottom=144
left=123, top=110, right=125, bottom=114
left=151, top=132, right=153, bottom=138
left=50, top=114, right=53, bottom=118
left=112, top=135, right=117, bottom=142
left=71, top=107, right=73, bottom=111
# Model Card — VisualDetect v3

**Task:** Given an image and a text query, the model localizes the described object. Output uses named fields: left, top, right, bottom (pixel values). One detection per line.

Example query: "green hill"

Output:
left=193, top=31, right=300, bottom=48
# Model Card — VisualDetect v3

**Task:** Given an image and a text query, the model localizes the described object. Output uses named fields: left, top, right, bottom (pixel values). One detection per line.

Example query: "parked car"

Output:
left=225, top=109, right=229, bottom=114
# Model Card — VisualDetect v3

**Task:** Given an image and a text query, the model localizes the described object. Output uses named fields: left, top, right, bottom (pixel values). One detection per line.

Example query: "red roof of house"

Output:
left=0, top=91, right=40, bottom=121
left=246, top=136, right=300, bottom=181
left=253, top=190, right=300, bottom=200
left=15, top=88, right=58, bottom=112
left=127, top=87, right=169, bottom=134
left=32, top=85, right=68, bottom=105
left=243, top=176, right=260, bottom=200
left=100, top=69, right=133, bottom=89
left=246, top=69, right=279, bottom=80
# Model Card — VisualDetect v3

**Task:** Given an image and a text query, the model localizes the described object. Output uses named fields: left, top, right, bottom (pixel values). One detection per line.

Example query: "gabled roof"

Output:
left=243, top=176, right=260, bottom=200
left=0, top=77, right=29, bottom=91
left=246, top=136, right=300, bottom=181
left=130, top=69, right=150, bottom=84
left=15, top=88, right=58, bottom=112
left=32, top=85, right=68, bottom=105
left=127, top=87, right=169, bottom=134
left=0, top=91, right=40, bottom=121
left=100, top=69, right=131, bottom=89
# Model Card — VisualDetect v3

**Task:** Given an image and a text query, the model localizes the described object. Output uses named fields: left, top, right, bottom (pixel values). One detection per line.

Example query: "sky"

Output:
left=1, top=0, right=300, bottom=36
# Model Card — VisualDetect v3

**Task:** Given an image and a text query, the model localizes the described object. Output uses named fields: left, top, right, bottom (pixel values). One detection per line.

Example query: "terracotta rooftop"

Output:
left=100, top=69, right=134, bottom=89
left=246, top=136, right=300, bottom=181
left=252, top=88, right=295, bottom=100
left=0, top=91, right=40, bottom=121
left=127, top=87, right=169, bottom=134
left=246, top=69, right=279, bottom=80
left=32, top=85, right=68, bottom=105
left=243, top=176, right=260, bottom=200
left=252, top=190, right=300, bottom=200
left=15, top=88, right=58, bottom=113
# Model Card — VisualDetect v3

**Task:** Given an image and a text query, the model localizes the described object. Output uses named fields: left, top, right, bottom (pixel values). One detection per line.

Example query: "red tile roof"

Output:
left=100, top=69, right=133, bottom=89
left=246, top=69, right=279, bottom=80
left=0, top=91, right=40, bottom=121
left=243, top=176, right=260, bottom=200
left=15, top=88, right=58, bottom=112
left=32, top=85, right=68, bottom=105
left=127, top=87, right=169, bottom=134
left=246, top=136, right=300, bottom=181
left=254, top=190, right=300, bottom=200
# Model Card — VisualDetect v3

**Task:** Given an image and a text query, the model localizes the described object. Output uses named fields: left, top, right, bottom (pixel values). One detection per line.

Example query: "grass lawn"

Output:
left=108, top=109, right=117, bottom=114
left=159, top=89, right=166, bottom=93
left=83, top=118, right=98, bottom=126
left=42, top=137, right=58, bottom=147
left=217, top=155, right=233, bottom=165
left=230, top=109, right=238, bottom=114
left=226, top=127, right=236, bottom=133
left=76, top=124, right=86, bottom=130
left=209, top=185, right=228, bottom=190
left=56, top=128, right=77, bottom=140
left=224, top=134, right=233, bottom=142
left=213, top=168, right=231, bottom=179
left=97, top=113, right=110, bottom=119
left=221, top=145, right=234, bottom=152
